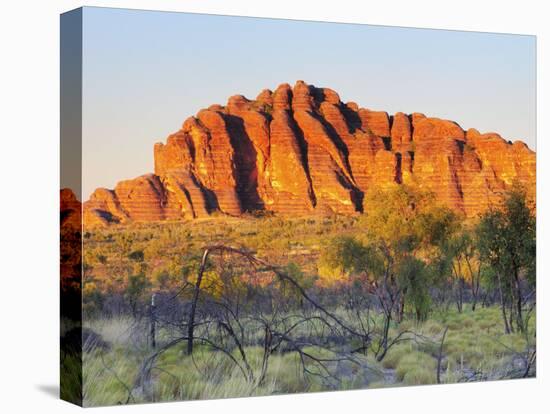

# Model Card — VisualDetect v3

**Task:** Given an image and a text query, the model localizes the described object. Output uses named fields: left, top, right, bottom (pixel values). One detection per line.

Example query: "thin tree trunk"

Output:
left=377, top=311, right=392, bottom=361
left=513, top=266, right=524, bottom=333
left=508, top=300, right=515, bottom=333
left=436, top=327, right=449, bottom=384
left=187, top=248, right=210, bottom=355
left=496, top=271, right=511, bottom=334
left=458, top=278, right=464, bottom=313
left=458, top=261, right=464, bottom=313
left=465, top=258, right=480, bottom=312
left=398, top=295, right=405, bottom=322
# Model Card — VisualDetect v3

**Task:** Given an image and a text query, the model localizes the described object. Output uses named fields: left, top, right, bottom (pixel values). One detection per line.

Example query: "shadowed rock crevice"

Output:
left=285, top=112, right=317, bottom=208
left=395, top=153, right=403, bottom=184
left=310, top=109, right=356, bottom=185
left=190, top=172, right=220, bottom=214
left=224, top=114, right=264, bottom=212
left=340, top=103, right=362, bottom=133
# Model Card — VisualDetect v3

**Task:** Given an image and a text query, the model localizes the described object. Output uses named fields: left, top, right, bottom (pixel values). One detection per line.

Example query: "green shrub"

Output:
left=459, top=316, right=475, bottom=328
left=417, top=340, right=440, bottom=357
left=420, top=319, right=445, bottom=336
left=395, top=352, right=436, bottom=382
left=499, top=333, right=528, bottom=353
left=402, top=366, right=436, bottom=385
left=266, top=353, right=305, bottom=394
left=445, top=335, right=470, bottom=364
left=381, top=344, right=412, bottom=369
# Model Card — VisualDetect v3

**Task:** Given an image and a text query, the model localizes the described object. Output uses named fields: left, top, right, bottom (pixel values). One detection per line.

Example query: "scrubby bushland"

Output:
left=80, top=184, right=536, bottom=406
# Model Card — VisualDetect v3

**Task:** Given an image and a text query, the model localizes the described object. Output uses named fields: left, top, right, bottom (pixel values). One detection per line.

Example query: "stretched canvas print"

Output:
left=60, top=6, right=537, bottom=407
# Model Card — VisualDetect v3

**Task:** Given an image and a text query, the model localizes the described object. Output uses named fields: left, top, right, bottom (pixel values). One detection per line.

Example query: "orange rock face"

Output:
left=61, top=188, right=81, bottom=230
left=83, top=81, right=536, bottom=226
left=60, top=188, right=82, bottom=291
left=391, top=112, right=412, bottom=152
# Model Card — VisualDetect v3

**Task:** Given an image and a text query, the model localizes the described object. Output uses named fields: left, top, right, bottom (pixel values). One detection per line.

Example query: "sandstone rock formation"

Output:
left=61, top=188, right=81, bottom=230
left=60, top=188, right=82, bottom=291
left=83, top=81, right=536, bottom=226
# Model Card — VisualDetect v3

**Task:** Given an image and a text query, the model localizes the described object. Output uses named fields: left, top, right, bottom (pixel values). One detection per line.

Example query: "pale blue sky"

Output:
left=81, top=7, right=536, bottom=200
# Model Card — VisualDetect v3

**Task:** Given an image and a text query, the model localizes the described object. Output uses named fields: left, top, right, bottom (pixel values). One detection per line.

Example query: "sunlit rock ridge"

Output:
left=83, top=80, right=536, bottom=226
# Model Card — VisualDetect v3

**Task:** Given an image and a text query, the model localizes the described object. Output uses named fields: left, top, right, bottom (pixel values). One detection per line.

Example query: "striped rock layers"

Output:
left=82, top=81, right=536, bottom=226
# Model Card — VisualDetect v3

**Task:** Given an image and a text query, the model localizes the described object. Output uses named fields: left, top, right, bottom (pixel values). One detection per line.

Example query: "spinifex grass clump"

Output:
left=79, top=300, right=535, bottom=406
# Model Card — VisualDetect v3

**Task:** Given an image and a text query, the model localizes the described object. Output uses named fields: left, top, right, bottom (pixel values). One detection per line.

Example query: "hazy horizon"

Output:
left=79, top=7, right=536, bottom=200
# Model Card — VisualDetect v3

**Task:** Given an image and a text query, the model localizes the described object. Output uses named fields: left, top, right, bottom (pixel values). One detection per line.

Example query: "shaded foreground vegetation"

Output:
left=74, top=183, right=536, bottom=406
left=78, top=306, right=534, bottom=406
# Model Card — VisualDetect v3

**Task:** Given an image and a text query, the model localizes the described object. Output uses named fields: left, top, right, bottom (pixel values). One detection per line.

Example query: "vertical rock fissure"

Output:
left=224, top=113, right=264, bottom=212
left=287, top=111, right=317, bottom=208
left=395, top=153, right=403, bottom=184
